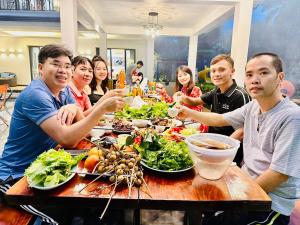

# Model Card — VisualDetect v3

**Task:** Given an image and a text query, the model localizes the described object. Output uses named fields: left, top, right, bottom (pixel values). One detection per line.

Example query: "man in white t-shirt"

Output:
left=177, top=53, right=300, bottom=225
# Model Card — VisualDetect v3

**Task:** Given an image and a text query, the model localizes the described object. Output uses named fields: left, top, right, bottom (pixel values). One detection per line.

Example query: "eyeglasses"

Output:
left=49, top=62, right=72, bottom=70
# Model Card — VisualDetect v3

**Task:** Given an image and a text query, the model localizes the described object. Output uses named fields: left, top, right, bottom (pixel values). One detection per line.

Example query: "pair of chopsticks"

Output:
left=93, top=126, right=114, bottom=131
left=191, top=138, right=232, bottom=150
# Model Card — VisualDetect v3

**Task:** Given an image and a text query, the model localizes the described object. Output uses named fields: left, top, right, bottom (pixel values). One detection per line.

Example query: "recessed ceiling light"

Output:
left=3, top=31, right=60, bottom=37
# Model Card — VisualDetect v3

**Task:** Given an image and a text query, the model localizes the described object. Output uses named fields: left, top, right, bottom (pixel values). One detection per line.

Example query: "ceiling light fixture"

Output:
left=143, top=12, right=163, bottom=38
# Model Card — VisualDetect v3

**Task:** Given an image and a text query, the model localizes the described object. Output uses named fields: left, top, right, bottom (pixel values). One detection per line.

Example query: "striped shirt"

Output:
left=224, top=97, right=300, bottom=215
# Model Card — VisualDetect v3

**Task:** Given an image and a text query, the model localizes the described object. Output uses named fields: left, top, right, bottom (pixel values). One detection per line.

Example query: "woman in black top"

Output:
left=89, top=56, right=109, bottom=105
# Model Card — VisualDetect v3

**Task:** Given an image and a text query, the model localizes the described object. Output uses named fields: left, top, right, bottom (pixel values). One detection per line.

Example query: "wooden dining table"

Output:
left=5, top=164, right=271, bottom=225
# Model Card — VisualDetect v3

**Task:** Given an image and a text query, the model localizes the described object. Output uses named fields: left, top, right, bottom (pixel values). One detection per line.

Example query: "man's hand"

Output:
left=176, top=105, right=193, bottom=120
left=57, top=104, right=79, bottom=126
left=180, top=95, right=203, bottom=106
left=98, top=96, right=125, bottom=114
left=173, top=91, right=183, bottom=103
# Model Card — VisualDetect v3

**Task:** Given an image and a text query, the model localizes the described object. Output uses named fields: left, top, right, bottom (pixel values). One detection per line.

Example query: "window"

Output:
left=154, top=36, right=189, bottom=82
left=106, top=48, right=135, bottom=79
left=28, top=46, right=42, bottom=81
left=248, top=0, right=300, bottom=100
left=196, top=16, right=233, bottom=72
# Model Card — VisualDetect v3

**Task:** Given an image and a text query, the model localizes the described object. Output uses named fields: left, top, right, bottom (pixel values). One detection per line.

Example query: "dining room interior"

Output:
left=0, top=1, right=300, bottom=225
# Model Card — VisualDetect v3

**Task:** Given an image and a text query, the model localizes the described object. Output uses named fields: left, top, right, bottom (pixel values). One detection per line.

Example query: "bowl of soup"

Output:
left=185, top=133, right=240, bottom=180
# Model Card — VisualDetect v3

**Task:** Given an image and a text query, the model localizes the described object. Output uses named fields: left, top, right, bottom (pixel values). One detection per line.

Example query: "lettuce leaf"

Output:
left=115, top=102, right=169, bottom=119
left=25, top=149, right=85, bottom=187
left=138, top=136, right=193, bottom=171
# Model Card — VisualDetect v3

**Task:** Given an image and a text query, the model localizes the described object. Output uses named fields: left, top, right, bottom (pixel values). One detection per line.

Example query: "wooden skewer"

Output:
left=78, top=168, right=115, bottom=193
left=141, top=177, right=152, bottom=198
left=99, top=179, right=118, bottom=220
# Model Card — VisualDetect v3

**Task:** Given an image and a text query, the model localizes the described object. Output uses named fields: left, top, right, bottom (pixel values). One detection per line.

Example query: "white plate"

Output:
left=90, top=129, right=105, bottom=138
left=131, top=119, right=151, bottom=128
left=28, top=166, right=77, bottom=190
left=148, top=94, right=161, bottom=100
left=169, top=119, right=183, bottom=127
left=140, top=160, right=193, bottom=173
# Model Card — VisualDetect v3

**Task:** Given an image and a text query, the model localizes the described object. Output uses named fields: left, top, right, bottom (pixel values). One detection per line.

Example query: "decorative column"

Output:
left=99, top=31, right=107, bottom=60
left=59, top=0, right=78, bottom=55
left=146, top=37, right=154, bottom=81
left=231, top=0, right=254, bottom=86
left=188, top=34, right=198, bottom=83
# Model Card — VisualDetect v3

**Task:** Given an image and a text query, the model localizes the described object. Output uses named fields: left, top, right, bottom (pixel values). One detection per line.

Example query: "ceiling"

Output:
left=91, top=0, right=215, bottom=27
left=0, top=0, right=240, bottom=39
left=82, top=0, right=237, bottom=37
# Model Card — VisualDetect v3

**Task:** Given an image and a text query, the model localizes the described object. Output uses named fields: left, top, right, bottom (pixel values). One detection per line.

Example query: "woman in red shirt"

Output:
left=160, top=65, right=203, bottom=112
left=69, top=56, right=93, bottom=115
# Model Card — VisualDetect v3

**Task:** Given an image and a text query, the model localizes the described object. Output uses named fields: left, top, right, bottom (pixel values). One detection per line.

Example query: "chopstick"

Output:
left=191, top=139, right=232, bottom=150
left=183, top=121, right=195, bottom=125
left=93, top=126, right=114, bottom=130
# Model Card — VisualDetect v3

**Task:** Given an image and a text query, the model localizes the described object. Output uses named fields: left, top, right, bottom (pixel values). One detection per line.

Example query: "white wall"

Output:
left=0, top=37, right=60, bottom=85
left=0, top=36, right=101, bottom=85
left=78, top=38, right=101, bottom=58
left=107, top=38, right=148, bottom=78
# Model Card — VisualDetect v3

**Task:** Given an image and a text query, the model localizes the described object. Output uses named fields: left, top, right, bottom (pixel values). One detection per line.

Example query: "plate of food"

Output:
left=76, top=146, right=141, bottom=179
left=151, top=118, right=182, bottom=128
left=28, top=167, right=77, bottom=190
left=134, top=131, right=194, bottom=173
left=25, top=149, right=85, bottom=190
left=112, top=119, right=134, bottom=134
left=140, top=160, right=193, bottom=173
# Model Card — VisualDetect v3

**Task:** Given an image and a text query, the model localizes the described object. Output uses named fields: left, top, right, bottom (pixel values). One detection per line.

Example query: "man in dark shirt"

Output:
left=181, top=54, right=251, bottom=166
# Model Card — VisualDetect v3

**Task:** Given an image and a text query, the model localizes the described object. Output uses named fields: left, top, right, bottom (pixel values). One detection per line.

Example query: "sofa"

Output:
left=0, top=72, right=17, bottom=87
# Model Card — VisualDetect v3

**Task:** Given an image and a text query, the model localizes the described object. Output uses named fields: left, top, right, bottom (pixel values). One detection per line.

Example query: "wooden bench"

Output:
left=0, top=203, right=33, bottom=225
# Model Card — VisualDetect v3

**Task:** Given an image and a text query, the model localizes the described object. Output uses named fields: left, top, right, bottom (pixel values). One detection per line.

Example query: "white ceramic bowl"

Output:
left=90, top=129, right=105, bottom=138
left=185, top=133, right=240, bottom=180
left=117, top=134, right=131, bottom=146
left=103, top=114, right=114, bottom=122
left=155, top=125, right=166, bottom=133
left=168, top=108, right=179, bottom=118
left=132, top=119, right=150, bottom=128
left=185, top=122, right=200, bottom=130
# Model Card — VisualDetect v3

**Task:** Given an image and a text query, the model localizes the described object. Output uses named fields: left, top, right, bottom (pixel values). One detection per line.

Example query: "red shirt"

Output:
left=68, top=81, right=92, bottom=112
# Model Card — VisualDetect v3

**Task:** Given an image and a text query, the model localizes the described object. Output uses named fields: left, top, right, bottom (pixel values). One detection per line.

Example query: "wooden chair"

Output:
left=0, top=84, right=12, bottom=126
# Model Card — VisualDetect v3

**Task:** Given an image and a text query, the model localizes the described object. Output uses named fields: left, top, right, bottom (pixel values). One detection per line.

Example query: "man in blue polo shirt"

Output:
left=0, top=44, right=125, bottom=224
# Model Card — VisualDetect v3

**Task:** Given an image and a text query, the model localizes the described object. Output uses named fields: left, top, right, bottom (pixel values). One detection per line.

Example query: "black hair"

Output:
left=90, top=56, right=109, bottom=94
left=137, top=61, right=144, bottom=66
left=71, top=56, right=94, bottom=70
left=38, top=44, right=72, bottom=64
left=175, top=65, right=195, bottom=95
left=248, top=52, right=283, bottom=73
